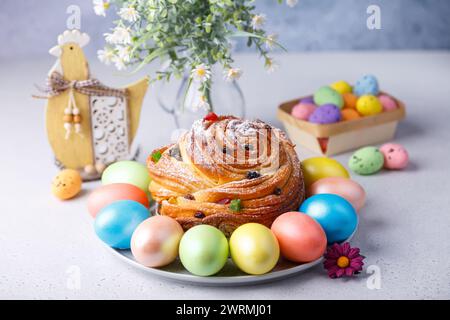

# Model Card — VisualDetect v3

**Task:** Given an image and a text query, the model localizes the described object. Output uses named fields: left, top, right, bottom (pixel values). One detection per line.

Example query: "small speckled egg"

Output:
left=349, top=146, right=384, bottom=175
left=378, top=95, right=398, bottom=112
left=354, top=75, right=379, bottom=96
left=308, top=104, right=341, bottom=124
left=271, top=212, right=327, bottom=263
left=291, top=102, right=316, bottom=121
left=131, top=216, right=184, bottom=268
left=313, top=86, right=344, bottom=109
left=51, top=169, right=82, bottom=200
left=379, top=143, right=409, bottom=170
left=342, top=93, right=358, bottom=109
left=356, top=95, right=383, bottom=116
left=341, top=108, right=361, bottom=121
left=300, top=96, right=315, bottom=104
left=330, top=80, right=352, bottom=95
left=308, top=177, right=366, bottom=211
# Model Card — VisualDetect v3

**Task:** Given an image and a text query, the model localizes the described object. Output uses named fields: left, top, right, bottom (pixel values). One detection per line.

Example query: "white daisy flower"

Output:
left=93, top=0, right=110, bottom=17
left=193, top=95, right=210, bottom=112
left=251, top=14, right=266, bottom=30
left=116, top=45, right=132, bottom=62
left=264, top=57, right=279, bottom=74
left=97, top=47, right=115, bottom=65
left=190, top=64, right=211, bottom=83
left=104, top=27, right=131, bottom=45
left=286, top=0, right=299, bottom=8
left=119, top=6, right=139, bottom=22
left=265, top=34, right=278, bottom=50
left=223, top=67, right=243, bottom=82
left=113, top=56, right=127, bottom=71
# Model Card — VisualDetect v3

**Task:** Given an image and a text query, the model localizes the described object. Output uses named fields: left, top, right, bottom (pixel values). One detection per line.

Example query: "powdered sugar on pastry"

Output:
left=147, top=116, right=305, bottom=236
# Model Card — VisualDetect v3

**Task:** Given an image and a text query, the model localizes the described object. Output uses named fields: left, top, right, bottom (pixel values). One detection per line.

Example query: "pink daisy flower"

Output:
left=323, top=242, right=365, bottom=279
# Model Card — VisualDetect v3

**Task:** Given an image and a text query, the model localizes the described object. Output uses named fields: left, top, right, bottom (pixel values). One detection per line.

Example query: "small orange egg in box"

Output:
left=277, top=75, right=406, bottom=156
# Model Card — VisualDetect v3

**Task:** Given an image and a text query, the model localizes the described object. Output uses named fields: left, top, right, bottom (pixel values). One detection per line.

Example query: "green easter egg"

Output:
left=102, top=161, right=151, bottom=193
left=349, top=147, right=384, bottom=175
left=313, top=86, right=344, bottom=109
left=179, top=225, right=229, bottom=276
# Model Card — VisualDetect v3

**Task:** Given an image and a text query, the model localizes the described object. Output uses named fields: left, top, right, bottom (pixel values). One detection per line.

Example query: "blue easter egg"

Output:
left=94, top=200, right=150, bottom=249
left=354, top=75, right=379, bottom=96
left=299, top=194, right=357, bottom=244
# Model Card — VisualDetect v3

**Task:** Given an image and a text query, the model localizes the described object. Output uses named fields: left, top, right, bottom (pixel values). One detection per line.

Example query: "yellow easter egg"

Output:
left=302, top=157, right=350, bottom=188
left=356, top=95, right=383, bottom=116
left=229, top=223, right=280, bottom=275
left=330, top=81, right=352, bottom=95
left=51, top=169, right=82, bottom=200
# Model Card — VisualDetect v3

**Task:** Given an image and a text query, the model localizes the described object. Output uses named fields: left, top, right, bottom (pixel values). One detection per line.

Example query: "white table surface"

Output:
left=1, top=52, right=449, bottom=299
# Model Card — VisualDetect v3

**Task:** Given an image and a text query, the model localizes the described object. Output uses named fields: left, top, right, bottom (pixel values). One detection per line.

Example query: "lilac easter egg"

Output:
left=308, top=104, right=341, bottom=124
left=379, top=95, right=398, bottom=112
left=379, top=143, right=409, bottom=170
left=300, top=96, right=315, bottom=104
left=291, top=102, right=316, bottom=121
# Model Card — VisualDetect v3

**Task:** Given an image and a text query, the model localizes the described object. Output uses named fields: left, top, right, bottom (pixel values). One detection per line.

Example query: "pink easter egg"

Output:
left=271, top=212, right=327, bottom=263
left=291, top=102, right=316, bottom=121
left=379, top=143, right=409, bottom=170
left=308, top=177, right=366, bottom=212
left=131, top=216, right=184, bottom=268
left=378, top=95, right=398, bottom=112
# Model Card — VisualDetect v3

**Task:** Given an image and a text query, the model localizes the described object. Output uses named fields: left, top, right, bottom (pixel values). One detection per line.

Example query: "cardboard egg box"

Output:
left=277, top=92, right=406, bottom=156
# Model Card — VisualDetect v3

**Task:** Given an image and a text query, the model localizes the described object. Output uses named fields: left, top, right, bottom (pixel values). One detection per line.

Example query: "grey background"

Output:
left=0, top=0, right=449, bottom=60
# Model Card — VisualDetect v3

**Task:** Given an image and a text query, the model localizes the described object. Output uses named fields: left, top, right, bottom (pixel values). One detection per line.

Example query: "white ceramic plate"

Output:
left=105, top=206, right=357, bottom=286
left=107, top=246, right=326, bottom=286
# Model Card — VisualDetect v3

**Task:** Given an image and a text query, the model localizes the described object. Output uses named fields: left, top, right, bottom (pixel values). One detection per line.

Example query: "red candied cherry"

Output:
left=203, top=112, right=219, bottom=122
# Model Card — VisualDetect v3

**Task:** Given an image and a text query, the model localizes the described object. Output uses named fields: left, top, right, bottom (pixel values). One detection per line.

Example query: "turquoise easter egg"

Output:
left=313, top=86, right=344, bottom=109
left=348, top=146, right=384, bottom=175
left=354, top=75, right=379, bottom=96
left=94, top=200, right=150, bottom=249
left=179, top=225, right=229, bottom=276
left=299, top=194, right=357, bottom=244
left=102, top=161, right=150, bottom=193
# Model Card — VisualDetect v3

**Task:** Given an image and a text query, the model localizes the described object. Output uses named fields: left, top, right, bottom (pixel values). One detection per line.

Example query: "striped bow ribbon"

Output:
left=34, top=71, right=127, bottom=98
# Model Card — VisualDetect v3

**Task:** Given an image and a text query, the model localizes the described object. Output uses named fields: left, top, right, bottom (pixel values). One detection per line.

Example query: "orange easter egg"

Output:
left=51, top=169, right=82, bottom=200
left=342, top=93, right=358, bottom=109
left=271, top=212, right=327, bottom=263
left=341, top=108, right=361, bottom=121
left=87, top=183, right=150, bottom=218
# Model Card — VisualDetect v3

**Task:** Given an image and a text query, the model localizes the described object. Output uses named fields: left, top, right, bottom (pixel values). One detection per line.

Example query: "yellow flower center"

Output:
left=196, top=68, right=206, bottom=77
left=337, top=256, right=350, bottom=268
left=103, top=2, right=110, bottom=9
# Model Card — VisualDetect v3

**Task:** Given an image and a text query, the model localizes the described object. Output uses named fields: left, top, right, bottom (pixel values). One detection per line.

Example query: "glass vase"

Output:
left=156, top=67, right=246, bottom=130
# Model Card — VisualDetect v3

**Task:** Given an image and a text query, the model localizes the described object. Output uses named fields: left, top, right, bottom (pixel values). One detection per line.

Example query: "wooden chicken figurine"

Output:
left=40, top=30, right=148, bottom=180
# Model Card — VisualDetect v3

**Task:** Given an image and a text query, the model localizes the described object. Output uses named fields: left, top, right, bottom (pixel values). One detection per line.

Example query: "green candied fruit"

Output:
left=349, top=146, right=384, bottom=175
